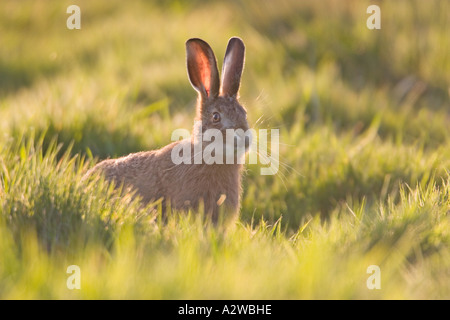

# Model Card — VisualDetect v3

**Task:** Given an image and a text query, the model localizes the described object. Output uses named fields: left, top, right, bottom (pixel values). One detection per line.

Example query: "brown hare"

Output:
left=86, top=37, right=250, bottom=222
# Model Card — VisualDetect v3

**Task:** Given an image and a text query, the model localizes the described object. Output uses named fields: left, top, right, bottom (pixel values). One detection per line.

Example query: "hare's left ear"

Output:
left=220, top=37, right=245, bottom=98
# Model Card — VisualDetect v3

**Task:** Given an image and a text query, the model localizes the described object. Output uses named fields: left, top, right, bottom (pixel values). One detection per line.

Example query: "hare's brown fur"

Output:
left=86, top=37, right=248, bottom=221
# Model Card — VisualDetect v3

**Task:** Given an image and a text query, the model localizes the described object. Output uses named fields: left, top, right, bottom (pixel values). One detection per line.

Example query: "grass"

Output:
left=0, top=0, right=449, bottom=299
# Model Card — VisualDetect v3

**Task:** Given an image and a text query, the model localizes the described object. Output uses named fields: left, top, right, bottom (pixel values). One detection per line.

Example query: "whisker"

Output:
left=253, top=114, right=277, bottom=128
left=255, top=149, right=303, bottom=177
left=276, top=168, right=289, bottom=191
left=277, top=159, right=303, bottom=177
left=254, top=114, right=265, bottom=126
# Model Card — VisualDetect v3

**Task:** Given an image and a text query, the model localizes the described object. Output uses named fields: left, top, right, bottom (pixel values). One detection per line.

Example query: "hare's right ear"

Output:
left=186, top=38, right=220, bottom=100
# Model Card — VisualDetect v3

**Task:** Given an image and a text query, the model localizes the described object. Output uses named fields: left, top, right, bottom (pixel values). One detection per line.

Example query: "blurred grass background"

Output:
left=0, top=0, right=449, bottom=299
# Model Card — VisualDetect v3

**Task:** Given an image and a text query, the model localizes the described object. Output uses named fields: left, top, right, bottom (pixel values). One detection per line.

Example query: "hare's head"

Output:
left=186, top=37, right=251, bottom=163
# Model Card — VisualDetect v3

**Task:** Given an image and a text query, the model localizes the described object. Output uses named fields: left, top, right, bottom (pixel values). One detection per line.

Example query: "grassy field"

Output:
left=0, top=0, right=449, bottom=299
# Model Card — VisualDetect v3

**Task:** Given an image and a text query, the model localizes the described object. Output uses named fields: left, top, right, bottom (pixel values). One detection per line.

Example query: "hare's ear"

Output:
left=186, top=38, right=220, bottom=99
left=220, top=37, right=245, bottom=98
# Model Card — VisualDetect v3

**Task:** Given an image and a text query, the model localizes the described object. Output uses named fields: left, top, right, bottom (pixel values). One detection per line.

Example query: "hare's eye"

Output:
left=212, top=112, right=221, bottom=123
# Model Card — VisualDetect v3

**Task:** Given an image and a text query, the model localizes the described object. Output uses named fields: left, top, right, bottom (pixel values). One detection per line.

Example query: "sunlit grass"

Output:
left=1, top=136, right=448, bottom=299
